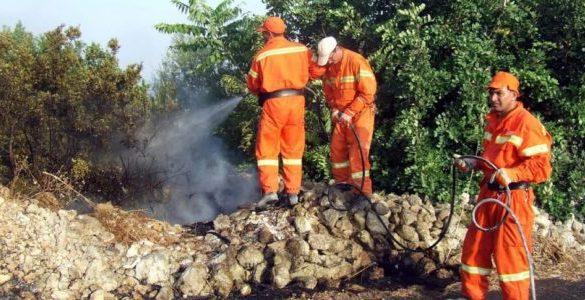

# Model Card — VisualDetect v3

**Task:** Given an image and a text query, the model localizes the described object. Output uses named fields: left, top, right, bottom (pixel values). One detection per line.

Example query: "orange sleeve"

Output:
left=246, top=56, right=261, bottom=95
left=345, top=56, right=377, bottom=116
left=511, top=117, right=553, bottom=183
left=309, top=52, right=327, bottom=80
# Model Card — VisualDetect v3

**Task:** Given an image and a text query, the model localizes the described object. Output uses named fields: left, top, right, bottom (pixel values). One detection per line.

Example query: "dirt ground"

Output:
left=233, top=235, right=585, bottom=300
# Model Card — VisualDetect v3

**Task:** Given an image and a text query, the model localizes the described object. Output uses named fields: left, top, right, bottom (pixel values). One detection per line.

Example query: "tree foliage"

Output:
left=155, top=0, right=585, bottom=220
left=0, top=23, right=150, bottom=198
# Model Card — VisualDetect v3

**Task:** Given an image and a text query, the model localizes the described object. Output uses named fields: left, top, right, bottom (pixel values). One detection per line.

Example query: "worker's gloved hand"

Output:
left=490, top=168, right=519, bottom=187
left=453, top=155, right=476, bottom=173
left=331, top=109, right=340, bottom=121
left=338, top=111, right=353, bottom=127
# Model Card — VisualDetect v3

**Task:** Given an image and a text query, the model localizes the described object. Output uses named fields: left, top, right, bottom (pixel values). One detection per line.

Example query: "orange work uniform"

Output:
left=246, top=36, right=314, bottom=195
left=322, top=48, right=377, bottom=195
left=461, top=102, right=552, bottom=300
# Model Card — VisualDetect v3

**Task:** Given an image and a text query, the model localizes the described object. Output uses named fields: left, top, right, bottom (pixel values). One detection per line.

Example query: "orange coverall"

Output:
left=246, top=36, right=314, bottom=195
left=322, top=48, right=377, bottom=195
left=461, top=102, right=552, bottom=300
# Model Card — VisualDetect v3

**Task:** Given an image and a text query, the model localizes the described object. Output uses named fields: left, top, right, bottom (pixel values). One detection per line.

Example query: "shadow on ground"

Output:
left=441, top=277, right=585, bottom=299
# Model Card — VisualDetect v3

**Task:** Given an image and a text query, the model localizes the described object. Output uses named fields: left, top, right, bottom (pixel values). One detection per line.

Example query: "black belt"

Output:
left=258, top=88, right=304, bottom=106
left=487, top=181, right=531, bottom=191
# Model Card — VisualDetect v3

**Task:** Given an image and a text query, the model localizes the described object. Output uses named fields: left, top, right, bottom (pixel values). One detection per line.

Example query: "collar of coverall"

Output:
left=264, top=35, right=287, bottom=46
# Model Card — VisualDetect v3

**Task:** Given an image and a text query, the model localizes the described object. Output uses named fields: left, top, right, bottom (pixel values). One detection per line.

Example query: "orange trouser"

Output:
left=330, top=107, right=375, bottom=195
left=461, top=187, right=534, bottom=300
left=256, top=96, right=305, bottom=194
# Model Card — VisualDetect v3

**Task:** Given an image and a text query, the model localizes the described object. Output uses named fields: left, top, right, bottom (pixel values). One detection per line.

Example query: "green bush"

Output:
left=153, top=0, right=585, bottom=221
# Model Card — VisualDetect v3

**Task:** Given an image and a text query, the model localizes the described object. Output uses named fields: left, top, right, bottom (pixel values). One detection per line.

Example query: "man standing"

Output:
left=246, top=16, right=315, bottom=207
left=455, top=71, right=553, bottom=299
left=315, top=36, right=377, bottom=200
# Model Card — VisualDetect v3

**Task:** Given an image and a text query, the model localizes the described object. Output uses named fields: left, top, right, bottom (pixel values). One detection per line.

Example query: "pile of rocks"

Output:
left=0, top=182, right=583, bottom=299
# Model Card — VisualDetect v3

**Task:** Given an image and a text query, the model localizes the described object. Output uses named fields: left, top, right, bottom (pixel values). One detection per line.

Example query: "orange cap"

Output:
left=487, top=71, right=520, bottom=93
left=256, top=16, right=286, bottom=34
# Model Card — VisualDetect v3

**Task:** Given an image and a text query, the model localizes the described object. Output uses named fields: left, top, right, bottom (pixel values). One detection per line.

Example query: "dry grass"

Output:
left=33, top=192, right=63, bottom=211
left=94, top=202, right=181, bottom=246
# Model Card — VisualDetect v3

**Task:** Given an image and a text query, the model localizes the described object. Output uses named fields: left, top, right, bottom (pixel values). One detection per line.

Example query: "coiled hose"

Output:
left=457, top=155, right=536, bottom=300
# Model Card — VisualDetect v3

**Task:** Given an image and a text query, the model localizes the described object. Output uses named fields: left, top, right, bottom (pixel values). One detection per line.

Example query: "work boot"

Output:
left=256, top=192, right=278, bottom=209
left=288, top=194, right=299, bottom=206
left=349, top=195, right=371, bottom=213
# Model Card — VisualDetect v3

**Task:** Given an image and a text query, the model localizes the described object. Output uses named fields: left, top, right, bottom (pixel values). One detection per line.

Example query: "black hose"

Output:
left=458, top=155, right=510, bottom=230
left=457, top=154, right=535, bottom=300
left=331, top=123, right=456, bottom=252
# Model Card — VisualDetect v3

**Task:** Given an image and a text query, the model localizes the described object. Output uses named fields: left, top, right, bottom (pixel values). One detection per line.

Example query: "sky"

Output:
left=1, top=0, right=266, bottom=81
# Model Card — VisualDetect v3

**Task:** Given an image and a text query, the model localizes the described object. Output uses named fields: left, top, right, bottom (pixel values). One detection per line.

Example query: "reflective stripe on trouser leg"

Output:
left=461, top=197, right=497, bottom=300
left=348, top=108, right=374, bottom=194
left=280, top=96, right=305, bottom=194
left=351, top=169, right=370, bottom=193
left=282, top=158, right=302, bottom=194
left=494, top=189, right=534, bottom=300
left=330, top=123, right=351, bottom=184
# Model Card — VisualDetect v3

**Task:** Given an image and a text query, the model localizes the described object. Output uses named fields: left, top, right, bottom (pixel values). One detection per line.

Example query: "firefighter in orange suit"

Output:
left=454, top=71, right=553, bottom=300
left=315, top=36, right=377, bottom=198
left=246, top=16, right=317, bottom=207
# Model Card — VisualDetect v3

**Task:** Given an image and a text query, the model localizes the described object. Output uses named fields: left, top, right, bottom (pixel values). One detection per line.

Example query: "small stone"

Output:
left=0, top=273, right=12, bottom=285
left=373, top=202, right=389, bottom=215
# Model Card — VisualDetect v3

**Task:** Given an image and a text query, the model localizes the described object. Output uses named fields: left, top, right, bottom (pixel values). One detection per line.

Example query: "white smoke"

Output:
left=124, top=97, right=259, bottom=224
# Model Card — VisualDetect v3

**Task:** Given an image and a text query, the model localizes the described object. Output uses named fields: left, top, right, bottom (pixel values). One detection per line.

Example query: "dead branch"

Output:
left=42, top=171, right=96, bottom=208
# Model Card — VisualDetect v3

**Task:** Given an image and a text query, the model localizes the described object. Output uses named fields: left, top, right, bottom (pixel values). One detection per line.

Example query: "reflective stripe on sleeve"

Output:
left=495, top=135, right=523, bottom=147
left=339, top=76, right=356, bottom=83
left=461, top=263, right=492, bottom=276
left=332, top=161, right=350, bottom=169
left=248, top=69, right=258, bottom=78
left=484, top=132, right=492, bottom=141
left=359, top=70, right=375, bottom=78
left=521, top=144, right=549, bottom=157
left=257, top=159, right=279, bottom=167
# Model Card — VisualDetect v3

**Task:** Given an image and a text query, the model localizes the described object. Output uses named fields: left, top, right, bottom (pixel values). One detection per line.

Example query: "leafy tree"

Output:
left=154, top=0, right=585, bottom=220
left=0, top=24, right=150, bottom=198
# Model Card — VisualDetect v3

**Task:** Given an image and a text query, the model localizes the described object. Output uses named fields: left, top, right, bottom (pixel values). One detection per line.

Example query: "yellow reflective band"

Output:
left=522, top=144, right=549, bottom=157
left=484, top=132, right=492, bottom=141
left=248, top=69, right=258, bottom=78
left=339, top=76, right=356, bottom=83
left=499, top=271, right=530, bottom=282
left=495, top=135, right=523, bottom=147
left=257, top=159, right=279, bottom=167
left=461, top=264, right=492, bottom=276
left=351, top=170, right=370, bottom=179
left=282, top=158, right=302, bottom=166
left=359, top=70, right=375, bottom=78
left=500, top=169, right=511, bottom=183
left=332, top=161, right=350, bottom=169
left=256, top=46, right=307, bottom=62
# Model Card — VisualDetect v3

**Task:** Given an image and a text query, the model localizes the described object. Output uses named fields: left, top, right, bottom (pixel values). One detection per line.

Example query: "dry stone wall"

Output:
left=0, top=183, right=583, bottom=298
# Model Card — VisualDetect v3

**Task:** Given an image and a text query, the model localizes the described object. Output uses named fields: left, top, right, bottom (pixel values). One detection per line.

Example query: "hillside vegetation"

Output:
left=2, top=0, right=585, bottom=221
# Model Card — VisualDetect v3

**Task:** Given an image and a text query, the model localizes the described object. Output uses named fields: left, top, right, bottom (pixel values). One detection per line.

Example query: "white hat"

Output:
left=317, top=36, right=337, bottom=66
